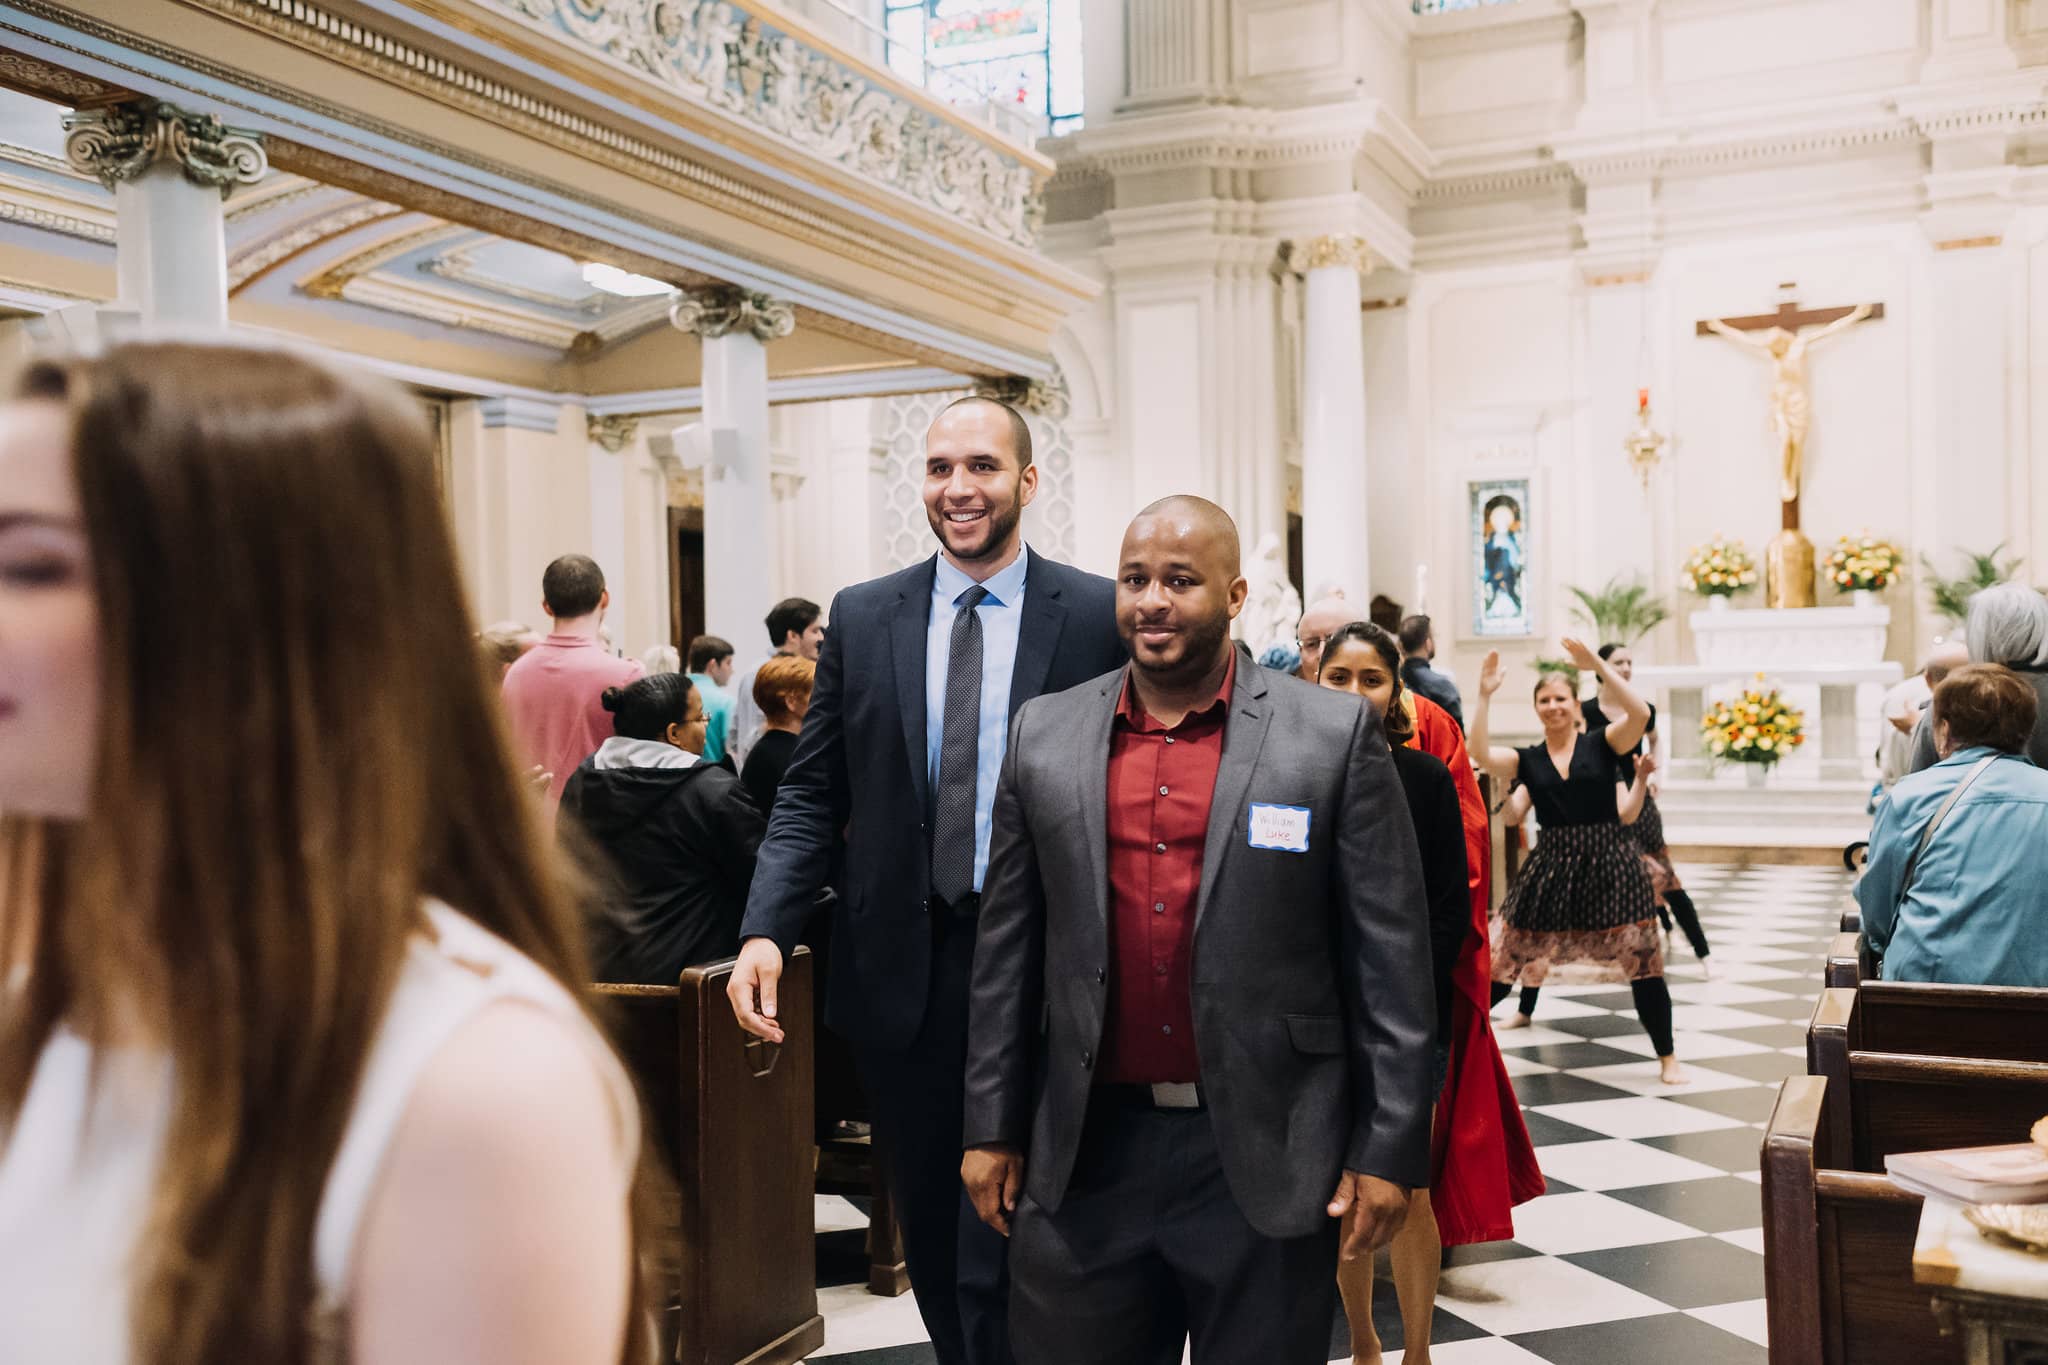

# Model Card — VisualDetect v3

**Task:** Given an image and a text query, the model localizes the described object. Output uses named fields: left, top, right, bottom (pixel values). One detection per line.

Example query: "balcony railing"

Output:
left=479, top=0, right=1046, bottom=247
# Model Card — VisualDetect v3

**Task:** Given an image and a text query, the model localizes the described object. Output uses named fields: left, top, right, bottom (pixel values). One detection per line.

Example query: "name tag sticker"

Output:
left=1247, top=803, right=1311, bottom=853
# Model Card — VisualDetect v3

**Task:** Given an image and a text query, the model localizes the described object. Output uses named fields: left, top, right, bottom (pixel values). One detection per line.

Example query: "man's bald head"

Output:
left=1117, top=495, right=1248, bottom=688
left=1127, top=495, right=1241, bottom=574
left=1296, top=595, right=1356, bottom=681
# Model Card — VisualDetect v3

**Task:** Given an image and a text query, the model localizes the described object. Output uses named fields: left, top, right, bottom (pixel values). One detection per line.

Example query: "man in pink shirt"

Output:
left=501, top=554, right=644, bottom=811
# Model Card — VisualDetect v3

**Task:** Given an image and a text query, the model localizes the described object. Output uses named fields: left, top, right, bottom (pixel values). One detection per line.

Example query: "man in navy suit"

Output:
left=730, top=395, right=1124, bottom=1365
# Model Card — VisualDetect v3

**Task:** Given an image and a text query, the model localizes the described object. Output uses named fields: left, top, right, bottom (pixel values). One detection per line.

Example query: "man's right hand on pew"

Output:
left=728, top=937, right=786, bottom=1043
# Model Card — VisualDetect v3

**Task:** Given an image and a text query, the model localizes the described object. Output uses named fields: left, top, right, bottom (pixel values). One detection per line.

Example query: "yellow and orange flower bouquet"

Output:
left=1823, top=532, right=1901, bottom=594
left=1680, top=537, right=1759, bottom=598
left=1702, top=675, right=1806, bottom=767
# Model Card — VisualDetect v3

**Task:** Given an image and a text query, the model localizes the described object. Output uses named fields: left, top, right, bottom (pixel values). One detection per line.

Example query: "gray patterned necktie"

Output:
left=930, top=584, right=988, bottom=907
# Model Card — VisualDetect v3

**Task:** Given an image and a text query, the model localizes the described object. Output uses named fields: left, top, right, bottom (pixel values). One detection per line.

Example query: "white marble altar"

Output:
left=1634, top=605, right=1903, bottom=849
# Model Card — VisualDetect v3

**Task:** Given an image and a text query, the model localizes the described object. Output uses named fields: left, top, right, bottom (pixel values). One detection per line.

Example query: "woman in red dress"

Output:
left=1318, top=623, right=1544, bottom=1364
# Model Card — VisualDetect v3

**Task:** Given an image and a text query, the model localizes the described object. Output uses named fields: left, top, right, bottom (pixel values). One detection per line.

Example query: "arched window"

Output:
left=882, top=1, right=1084, bottom=138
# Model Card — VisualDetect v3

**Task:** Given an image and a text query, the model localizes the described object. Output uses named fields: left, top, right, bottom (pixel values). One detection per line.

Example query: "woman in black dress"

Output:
left=1472, top=640, right=1685, bottom=1085
left=1583, top=642, right=1711, bottom=972
left=1316, top=621, right=1473, bottom=1365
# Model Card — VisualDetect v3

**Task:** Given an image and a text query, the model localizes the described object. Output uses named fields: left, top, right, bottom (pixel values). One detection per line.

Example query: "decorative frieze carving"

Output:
left=588, top=413, right=642, bottom=450
left=1286, top=235, right=1373, bottom=276
left=482, top=0, right=1043, bottom=247
left=669, top=285, right=795, bottom=343
left=63, top=99, right=268, bottom=198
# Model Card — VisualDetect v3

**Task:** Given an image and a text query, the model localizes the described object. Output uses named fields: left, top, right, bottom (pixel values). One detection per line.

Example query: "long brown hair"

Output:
left=0, top=342, right=653, bottom=1363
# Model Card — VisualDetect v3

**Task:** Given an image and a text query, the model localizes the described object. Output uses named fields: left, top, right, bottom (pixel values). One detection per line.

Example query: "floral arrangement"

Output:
left=1680, top=537, right=1759, bottom=598
left=1702, top=675, right=1806, bottom=766
left=1824, top=532, right=1901, bottom=594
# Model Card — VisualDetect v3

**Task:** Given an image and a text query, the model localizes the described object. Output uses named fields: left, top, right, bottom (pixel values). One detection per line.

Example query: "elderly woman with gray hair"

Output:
left=1907, top=582, right=2048, bottom=774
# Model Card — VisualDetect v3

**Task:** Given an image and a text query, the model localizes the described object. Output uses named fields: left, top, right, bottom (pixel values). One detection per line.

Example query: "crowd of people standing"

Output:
left=16, top=335, right=2042, bottom=1365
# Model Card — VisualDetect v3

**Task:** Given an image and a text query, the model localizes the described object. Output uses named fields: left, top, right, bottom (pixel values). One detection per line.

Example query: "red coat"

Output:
left=1408, top=694, right=1546, bottom=1244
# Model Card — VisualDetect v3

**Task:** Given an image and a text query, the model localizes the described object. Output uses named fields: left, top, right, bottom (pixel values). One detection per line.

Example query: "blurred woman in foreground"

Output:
left=0, top=341, right=650, bottom=1363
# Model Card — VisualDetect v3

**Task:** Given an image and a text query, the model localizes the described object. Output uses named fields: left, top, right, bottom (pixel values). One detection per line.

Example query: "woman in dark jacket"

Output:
left=1316, top=620, right=1476, bottom=1365
left=561, top=672, right=764, bottom=984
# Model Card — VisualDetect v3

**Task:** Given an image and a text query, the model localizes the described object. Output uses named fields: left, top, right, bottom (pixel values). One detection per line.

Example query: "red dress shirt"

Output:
left=1098, top=654, right=1235, bottom=1085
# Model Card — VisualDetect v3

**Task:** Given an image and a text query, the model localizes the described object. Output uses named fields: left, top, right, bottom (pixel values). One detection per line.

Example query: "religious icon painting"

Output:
left=1470, top=478, right=1534, bottom=637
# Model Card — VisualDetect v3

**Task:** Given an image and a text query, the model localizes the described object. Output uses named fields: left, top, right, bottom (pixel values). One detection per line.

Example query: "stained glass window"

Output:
left=882, top=0, right=1083, bottom=138
left=1412, top=0, right=1525, bottom=12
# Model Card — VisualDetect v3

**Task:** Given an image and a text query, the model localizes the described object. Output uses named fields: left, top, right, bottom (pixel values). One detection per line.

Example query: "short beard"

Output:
left=929, top=485, right=1024, bottom=563
left=1129, top=611, right=1234, bottom=689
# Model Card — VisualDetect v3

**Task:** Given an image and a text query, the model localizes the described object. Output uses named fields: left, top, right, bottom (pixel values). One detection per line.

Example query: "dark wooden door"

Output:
left=670, top=506, right=705, bottom=650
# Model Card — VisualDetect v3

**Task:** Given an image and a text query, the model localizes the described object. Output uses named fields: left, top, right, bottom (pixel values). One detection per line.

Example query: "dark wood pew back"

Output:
left=597, top=949, right=824, bottom=1365
left=1852, top=980, right=2048, bottom=1062
left=1762, top=1075, right=1960, bottom=1365
left=1805, top=987, right=2048, bottom=1172
left=1824, top=932, right=1862, bottom=989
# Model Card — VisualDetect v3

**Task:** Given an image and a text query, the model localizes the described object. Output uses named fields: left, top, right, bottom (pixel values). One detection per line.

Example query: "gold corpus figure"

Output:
left=1702, top=302, right=1873, bottom=506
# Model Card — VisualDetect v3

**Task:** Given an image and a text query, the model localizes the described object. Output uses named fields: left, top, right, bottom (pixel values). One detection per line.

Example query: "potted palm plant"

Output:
left=1566, top=577, right=1672, bottom=645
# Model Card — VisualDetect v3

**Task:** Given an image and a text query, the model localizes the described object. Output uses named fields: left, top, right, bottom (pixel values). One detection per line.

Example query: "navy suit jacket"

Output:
left=741, top=550, right=1124, bottom=1051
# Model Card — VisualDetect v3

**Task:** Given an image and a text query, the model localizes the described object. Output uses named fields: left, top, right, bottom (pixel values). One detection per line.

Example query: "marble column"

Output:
left=63, top=99, right=267, bottom=329
left=1290, top=235, right=1372, bottom=603
left=670, top=286, right=793, bottom=648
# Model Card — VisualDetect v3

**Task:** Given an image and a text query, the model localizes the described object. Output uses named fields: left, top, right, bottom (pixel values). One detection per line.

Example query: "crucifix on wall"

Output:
left=1695, top=284, right=1884, bottom=606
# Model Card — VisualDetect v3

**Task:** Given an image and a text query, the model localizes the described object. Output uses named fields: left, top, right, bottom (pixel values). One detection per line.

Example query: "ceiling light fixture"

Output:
left=581, top=262, right=675, bottom=298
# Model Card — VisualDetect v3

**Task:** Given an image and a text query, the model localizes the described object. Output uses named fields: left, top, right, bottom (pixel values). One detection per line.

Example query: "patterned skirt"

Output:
left=1491, top=823, right=1664, bottom=986
left=1631, top=793, right=1684, bottom=900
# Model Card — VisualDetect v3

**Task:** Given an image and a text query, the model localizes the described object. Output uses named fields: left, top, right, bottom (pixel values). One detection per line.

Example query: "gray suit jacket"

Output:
left=963, top=649, right=1435, bottom=1240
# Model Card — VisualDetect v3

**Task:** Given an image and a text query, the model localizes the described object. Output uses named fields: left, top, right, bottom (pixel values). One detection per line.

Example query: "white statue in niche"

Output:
left=1235, top=532, right=1303, bottom=659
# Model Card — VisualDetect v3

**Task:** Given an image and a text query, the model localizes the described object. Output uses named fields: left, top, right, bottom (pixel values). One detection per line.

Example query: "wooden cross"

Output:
left=1692, top=285, right=1885, bottom=338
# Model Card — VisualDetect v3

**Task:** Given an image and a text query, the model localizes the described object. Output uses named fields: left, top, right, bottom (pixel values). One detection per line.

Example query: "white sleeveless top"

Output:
left=0, top=904, right=638, bottom=1363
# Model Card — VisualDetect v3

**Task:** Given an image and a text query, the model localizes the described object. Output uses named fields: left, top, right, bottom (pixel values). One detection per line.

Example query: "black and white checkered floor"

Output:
left=804, top=861, right=1851, bottom=1364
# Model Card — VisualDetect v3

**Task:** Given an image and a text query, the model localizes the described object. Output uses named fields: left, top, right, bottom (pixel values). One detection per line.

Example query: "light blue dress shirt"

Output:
left=1857, top=746, right=2048, bottom=988
left=926, top=547, right=1030, bottom=893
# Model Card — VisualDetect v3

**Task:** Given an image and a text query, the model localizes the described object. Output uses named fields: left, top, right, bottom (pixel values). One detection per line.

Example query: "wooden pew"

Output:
left=597, top=950, right=825, bottom=1365
left=1763, top=1075, right=1957, bottom=1365
left=1824, top=932, right=1862, bottom=989
left=1806, top=985, right=2048, bottom=1172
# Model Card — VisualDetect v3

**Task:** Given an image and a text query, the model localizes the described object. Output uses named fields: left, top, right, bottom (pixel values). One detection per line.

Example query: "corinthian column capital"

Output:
left=63, top=99, right=267, bottom=198
left=587, top=414, right=641, bottom=453
left=669, top=286, right=795, bottom=344
left=973, top=373, right=1070, bottom=420
left=1286, top=235, right=1373, bottom=278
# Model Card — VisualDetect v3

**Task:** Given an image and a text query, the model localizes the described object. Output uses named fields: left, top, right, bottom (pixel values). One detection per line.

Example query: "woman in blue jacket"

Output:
left=1858, top=663, right=2048, bottom=988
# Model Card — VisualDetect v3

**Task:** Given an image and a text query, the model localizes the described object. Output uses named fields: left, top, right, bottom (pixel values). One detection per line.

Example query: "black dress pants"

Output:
left=853, top=908, right=1011, bottom=1365
left=1008, top=1090, right=1340, bottom=1365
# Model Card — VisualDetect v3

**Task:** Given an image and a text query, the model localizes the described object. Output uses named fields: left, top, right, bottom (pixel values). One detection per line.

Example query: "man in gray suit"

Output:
left=961, top=496, right=1434, bottom=1364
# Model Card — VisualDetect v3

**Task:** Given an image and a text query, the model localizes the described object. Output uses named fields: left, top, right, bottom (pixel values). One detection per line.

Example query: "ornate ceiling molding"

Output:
left=225, top=176, right=328, bottom=223
left=63, top=98, right=268, bottom=197
left=423, top=242, right=611, bottom=315
left=477, top=0, right=1044, bottom=247
left=0, top=1, right=1072, bottom=376
left=228, top=197, right=407, bottom=292
left=59, top=0, right=1068, bottom=336
left=299, top=220, right=471, bottom=300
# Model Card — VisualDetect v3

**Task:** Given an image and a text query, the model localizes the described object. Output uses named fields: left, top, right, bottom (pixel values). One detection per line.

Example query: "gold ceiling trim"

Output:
left=225, top=175, right=327, bottom=222
left=228, top=197, right=408, bottom=293
left=297, top=219, right=471, bottom=299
